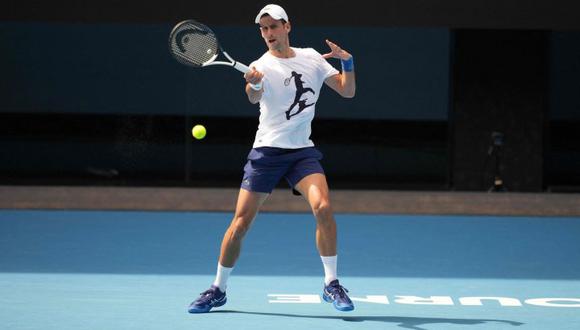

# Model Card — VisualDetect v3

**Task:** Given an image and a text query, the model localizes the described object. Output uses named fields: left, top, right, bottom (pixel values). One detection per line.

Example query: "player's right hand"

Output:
left=244, top=67, right=264, bottom=85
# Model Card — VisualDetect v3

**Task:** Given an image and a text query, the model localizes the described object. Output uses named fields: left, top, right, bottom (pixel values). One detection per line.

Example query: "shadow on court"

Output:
left=212, top=310, right=524, bottom=330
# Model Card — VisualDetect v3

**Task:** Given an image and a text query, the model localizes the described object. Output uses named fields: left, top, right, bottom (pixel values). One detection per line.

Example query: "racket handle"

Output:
left=233, top=61, right=250, bottom=74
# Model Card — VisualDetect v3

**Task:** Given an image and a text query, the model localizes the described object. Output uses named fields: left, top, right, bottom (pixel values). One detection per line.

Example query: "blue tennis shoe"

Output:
left=322, top=279, right=355, bottom=311
left=188, top=285, right=227, bottom=313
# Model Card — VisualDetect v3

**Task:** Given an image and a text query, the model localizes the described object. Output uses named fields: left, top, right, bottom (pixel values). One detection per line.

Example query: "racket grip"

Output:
left=233, top=61, right=250, bottom=74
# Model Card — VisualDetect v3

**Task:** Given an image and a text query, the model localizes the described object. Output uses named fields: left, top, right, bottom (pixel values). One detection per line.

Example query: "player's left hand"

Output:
left=322, top=39, right=352, bottom=61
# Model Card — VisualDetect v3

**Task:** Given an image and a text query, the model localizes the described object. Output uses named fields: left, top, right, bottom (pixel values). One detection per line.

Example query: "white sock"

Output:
left=212, top=263, right=233, bottom=291
left=320, top=255, right=338, bottom=286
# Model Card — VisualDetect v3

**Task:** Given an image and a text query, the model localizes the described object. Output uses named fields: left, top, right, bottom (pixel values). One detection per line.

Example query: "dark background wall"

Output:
left=4, top=0, right=580, bottom=29
left=0, top=23, right=451, bottom=120
left=451, top=30, right=547, bottom=192
left=547, top=31, right=580, bottom=190
left=1, top=1, right=580, bottom=191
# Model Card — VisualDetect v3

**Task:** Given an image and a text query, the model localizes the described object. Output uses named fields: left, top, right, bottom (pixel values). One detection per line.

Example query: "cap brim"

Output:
left=255, top=12, right=287, bottom=24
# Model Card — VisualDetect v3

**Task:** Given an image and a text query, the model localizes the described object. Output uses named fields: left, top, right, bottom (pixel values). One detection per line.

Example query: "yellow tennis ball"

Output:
left=192, top=124, right=206, bottom=140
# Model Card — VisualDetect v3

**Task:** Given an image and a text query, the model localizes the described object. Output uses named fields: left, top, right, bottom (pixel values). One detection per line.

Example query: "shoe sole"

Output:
left=322, top=293, right=354, bottom=312
left=188, top=298, right=227, bottom=313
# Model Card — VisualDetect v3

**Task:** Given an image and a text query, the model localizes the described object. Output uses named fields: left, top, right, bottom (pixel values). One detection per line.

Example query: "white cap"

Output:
left=254, top=4, right=289, bottom=24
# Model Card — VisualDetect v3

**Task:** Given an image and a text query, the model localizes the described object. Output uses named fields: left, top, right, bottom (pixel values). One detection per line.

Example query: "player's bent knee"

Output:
left=312, top=200, right=333, bottom=220
left=230, top=216, right=253, bottom=241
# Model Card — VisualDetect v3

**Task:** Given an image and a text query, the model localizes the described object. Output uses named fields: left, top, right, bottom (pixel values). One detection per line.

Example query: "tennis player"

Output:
left=189, top=4, right=356, bottom=313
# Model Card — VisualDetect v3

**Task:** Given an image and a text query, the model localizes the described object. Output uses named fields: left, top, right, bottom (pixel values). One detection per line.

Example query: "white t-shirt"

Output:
left=249, top=47, right=339, bottom=149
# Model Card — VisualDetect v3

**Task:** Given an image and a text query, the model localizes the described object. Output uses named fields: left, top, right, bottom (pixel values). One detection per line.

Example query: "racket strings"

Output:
left=171, top=23, right=218, bottom=66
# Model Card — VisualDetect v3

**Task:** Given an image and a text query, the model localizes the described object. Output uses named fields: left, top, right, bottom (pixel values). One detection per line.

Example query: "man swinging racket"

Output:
left=189, top=4, right=357, bottom=313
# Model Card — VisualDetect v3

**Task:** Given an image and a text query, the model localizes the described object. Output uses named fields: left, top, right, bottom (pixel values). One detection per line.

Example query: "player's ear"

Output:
left=285, top=21, right=291, bottom=33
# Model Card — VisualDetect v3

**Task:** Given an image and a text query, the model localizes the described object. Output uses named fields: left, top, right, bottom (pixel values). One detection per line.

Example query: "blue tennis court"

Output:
left=1, top=209, right=579, bottom=330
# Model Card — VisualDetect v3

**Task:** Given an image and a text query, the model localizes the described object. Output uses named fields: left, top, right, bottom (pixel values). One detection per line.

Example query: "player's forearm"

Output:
left=338, top=56, right=355, bottom=98
left=340, top=71, right=356, bottom=98
left=246, top=84, right=263, bottom=104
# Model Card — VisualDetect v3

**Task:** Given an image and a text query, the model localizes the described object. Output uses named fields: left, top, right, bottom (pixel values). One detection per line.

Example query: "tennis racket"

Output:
left=168, top=20, right=250, bottom=74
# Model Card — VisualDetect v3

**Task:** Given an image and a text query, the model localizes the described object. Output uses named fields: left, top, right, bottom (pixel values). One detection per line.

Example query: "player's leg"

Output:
left=294, top=173, right=336, bottom=257
left=212, top=188, right=268, bottom=292
left=188, top=188, right=268, bottom=313
left=219, top=188, right=269, bottom=268
left=294, top=172, right=354, bottom=312
left=214, top=148, right=284, bottom=288
left=189, top=147, right=283, bottom=314
left=285, top=149, right=338, bottom=273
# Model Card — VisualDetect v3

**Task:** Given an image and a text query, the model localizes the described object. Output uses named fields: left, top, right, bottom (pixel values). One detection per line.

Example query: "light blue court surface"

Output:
left=1, top=210, right=580, bottom=330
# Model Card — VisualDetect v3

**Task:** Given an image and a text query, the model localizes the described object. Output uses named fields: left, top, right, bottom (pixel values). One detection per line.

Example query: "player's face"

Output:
left=258, top=16, right=290, bottom=52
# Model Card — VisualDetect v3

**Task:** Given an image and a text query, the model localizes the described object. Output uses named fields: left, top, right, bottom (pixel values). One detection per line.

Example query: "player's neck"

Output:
left=269, top=45, right=295, bottom=59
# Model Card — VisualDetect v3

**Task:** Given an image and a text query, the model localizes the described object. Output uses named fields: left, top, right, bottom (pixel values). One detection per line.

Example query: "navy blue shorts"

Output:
left=241, top=147, right=324, bottom=195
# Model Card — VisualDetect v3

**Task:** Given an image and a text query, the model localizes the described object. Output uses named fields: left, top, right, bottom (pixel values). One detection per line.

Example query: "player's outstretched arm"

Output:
left=323, top=40, right=356, bottom=98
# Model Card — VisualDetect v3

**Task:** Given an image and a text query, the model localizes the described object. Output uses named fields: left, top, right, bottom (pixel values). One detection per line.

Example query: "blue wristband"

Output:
left=341, top=57, right=354, bottom=72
